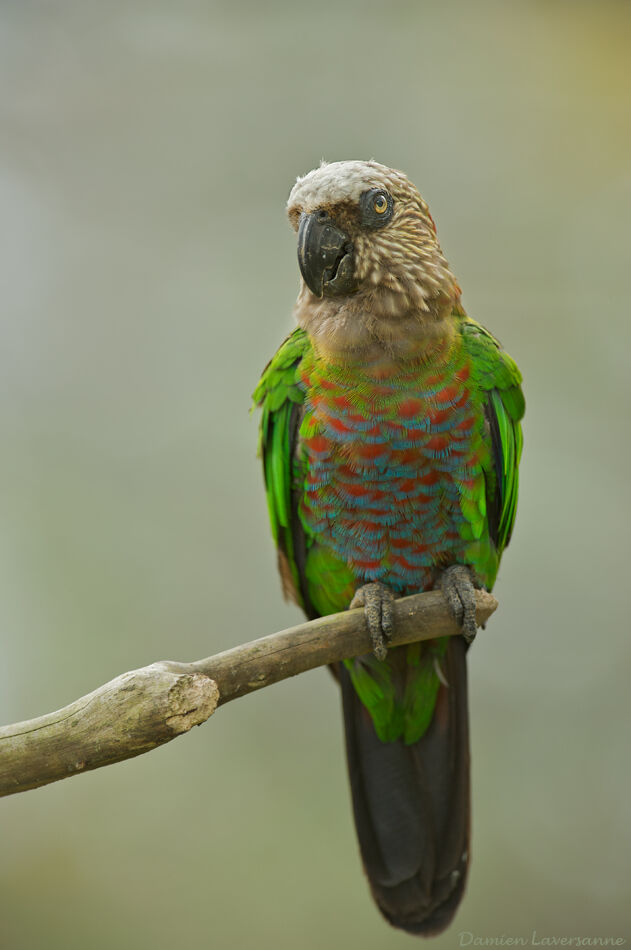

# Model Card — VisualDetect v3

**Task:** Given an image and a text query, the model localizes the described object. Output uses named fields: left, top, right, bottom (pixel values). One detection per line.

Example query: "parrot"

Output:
left=253, top=160, right=524, bottom=936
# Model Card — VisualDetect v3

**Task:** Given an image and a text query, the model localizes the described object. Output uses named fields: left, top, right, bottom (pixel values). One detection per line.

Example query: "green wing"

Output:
left=460, top=316, right=525, bottom=557
left=253, top=327, right=311, bottom=611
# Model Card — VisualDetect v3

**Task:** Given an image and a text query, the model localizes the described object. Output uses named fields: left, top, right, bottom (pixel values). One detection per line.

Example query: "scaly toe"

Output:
left=438, top=565, right=479, bottom=644
left=461, top=606, right=477, bottom=644
left=350, top=582, right=395, bottom=661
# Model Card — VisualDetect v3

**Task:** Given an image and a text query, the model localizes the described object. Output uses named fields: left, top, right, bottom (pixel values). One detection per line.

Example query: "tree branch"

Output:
left=0, top=589, right=497, bottom=797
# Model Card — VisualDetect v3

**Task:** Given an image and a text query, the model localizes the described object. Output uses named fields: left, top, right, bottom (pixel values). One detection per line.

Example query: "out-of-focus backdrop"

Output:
left=1, top=1, right=629, bottom=947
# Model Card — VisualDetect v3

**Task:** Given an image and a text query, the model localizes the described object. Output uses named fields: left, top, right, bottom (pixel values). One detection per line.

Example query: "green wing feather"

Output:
left=253, top=328, right=311, bottom=606
left=460, top=316, right=525, bottom=557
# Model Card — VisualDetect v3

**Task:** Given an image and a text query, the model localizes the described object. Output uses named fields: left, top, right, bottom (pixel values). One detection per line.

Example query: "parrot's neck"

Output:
left=294, top=287, right=460, bottom=372
left=324, top=334, right=457, bottom=382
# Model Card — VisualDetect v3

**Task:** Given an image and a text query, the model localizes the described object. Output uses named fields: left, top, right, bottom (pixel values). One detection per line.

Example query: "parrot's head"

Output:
left=287, top=160, right=460, bottom=358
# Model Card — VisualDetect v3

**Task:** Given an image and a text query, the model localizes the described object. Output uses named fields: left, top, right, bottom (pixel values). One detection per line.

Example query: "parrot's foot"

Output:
left=438, top=565, right=478, bottom=644
left=350, top=582, right=396, bottom=661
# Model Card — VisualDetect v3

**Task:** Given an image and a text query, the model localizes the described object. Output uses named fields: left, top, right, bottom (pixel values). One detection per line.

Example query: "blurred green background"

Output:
left=1, top=0, right=629, bottom=946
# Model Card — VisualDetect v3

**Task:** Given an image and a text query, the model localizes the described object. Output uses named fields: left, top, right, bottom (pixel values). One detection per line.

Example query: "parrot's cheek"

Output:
left=297, top=210, right=358, bottom=298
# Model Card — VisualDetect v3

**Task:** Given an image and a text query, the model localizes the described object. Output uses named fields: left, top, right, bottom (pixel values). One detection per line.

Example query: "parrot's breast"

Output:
left=298, top=346, right=490, bottom=595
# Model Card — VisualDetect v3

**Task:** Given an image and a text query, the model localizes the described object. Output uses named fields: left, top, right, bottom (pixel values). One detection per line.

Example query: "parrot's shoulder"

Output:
left=457, top=315, right=525, bottom=423
left=252, top=327, right=310, bottom=411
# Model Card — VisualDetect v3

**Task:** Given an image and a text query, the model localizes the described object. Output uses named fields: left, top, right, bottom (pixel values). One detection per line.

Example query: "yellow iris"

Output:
left=373, top=194, right=388, bottom=214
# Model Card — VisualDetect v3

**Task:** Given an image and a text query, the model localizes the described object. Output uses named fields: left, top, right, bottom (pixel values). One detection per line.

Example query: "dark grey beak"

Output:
left=297, top=211, right=357, bottom=298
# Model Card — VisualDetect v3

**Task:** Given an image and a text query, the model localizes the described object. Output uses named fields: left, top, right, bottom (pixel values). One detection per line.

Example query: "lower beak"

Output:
left=297, top=212, right=357, bottom=298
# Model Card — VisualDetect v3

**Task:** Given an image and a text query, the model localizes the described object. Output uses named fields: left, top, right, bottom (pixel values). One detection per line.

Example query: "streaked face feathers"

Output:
left=287, top=161, right=460, bottom=359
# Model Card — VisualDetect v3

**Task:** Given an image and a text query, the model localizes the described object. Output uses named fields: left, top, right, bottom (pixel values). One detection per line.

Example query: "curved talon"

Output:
left=438, top=565, right=479, bottom=644
left=350, top=582, right=396, bottom=660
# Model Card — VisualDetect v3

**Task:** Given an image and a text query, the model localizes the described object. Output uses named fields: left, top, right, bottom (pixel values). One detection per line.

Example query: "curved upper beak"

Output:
left=297, top=212, right=357, bottom=298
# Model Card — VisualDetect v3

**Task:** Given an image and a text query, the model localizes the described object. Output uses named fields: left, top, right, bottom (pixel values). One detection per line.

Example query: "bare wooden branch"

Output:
left=0, top=668, right=219, bottom=797
left=0, top=589, right=497, bottom=797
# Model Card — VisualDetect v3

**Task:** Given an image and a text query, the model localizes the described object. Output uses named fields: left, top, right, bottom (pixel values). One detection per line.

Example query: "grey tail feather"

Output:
left=339, top=637, right=470, bottom=936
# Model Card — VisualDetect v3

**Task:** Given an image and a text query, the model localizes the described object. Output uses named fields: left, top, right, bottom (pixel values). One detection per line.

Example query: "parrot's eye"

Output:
left=359, top=189, right=394, bottom=229
left=373, top=194, right=388, bottom=214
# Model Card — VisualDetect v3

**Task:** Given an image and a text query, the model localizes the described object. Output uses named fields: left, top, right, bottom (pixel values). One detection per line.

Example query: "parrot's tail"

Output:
left=339, top=636, right=470, bottom=936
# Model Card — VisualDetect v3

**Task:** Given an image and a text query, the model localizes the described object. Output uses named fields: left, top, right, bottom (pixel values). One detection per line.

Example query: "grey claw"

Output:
left=439, top=565, right=478, bottom=644
left=350, top=582, right=395, bottom=660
